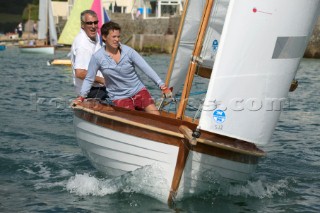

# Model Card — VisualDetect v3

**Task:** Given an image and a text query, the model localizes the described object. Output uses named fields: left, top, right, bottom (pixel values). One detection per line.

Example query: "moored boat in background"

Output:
left=20, top=45, right=55, bottom=54
left=19, top=0, right=57, bottom=54
left=0, top=44, right=6, bottom=51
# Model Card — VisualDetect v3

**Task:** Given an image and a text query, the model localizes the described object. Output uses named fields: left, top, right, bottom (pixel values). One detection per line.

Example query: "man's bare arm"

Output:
left=75, top=69, right=105, bottom=85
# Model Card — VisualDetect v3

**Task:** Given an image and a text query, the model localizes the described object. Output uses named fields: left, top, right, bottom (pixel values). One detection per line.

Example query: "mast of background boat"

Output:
left=164, top=0, right=190, bottom=86
left=46, top=0, right=49, bottom=45
left=176, top=0, right=215, bottom=119
left=28, top=4, right=31, bottom=40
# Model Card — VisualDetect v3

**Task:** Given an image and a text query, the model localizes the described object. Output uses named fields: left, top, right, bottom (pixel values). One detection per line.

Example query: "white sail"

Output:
left=48, top=0, right=58, bottom=45
left=168, top=0, right=206, bottom=95
left=199, top=0, right=320, bottom=145
left=37, top=0, right=57, bottom=45
left=200, top=0, right=230, bottom=69
left=38, top=0, right=48, bottom=40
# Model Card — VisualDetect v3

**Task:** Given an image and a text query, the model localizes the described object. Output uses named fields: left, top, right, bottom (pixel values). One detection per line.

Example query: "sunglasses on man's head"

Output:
left=83, top=21, right=99, bottom=25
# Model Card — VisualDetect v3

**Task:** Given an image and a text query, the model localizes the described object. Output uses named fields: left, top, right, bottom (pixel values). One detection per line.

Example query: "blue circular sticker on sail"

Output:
left=213, top=110, right=226, bottom=124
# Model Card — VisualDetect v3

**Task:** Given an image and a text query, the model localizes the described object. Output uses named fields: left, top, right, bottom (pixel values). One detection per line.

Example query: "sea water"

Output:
left=0, top=47, right=319, bottom=212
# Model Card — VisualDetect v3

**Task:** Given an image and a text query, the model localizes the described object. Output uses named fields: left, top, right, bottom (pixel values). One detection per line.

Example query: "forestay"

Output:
left=199, top=0, right=320, bottom=145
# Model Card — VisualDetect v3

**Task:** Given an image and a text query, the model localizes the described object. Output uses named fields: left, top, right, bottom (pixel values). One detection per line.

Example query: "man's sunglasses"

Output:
left=83, top=21, right=99, bottom=25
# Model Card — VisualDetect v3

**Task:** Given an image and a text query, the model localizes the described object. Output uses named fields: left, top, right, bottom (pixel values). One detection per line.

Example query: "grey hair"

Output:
left=80, top=10, right=97, bottom=22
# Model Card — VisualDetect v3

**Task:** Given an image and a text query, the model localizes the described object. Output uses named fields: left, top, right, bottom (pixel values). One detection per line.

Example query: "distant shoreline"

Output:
left=1, top=22, right=319, bottom=59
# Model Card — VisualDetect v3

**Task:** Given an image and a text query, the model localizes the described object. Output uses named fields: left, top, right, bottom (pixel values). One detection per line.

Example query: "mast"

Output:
left=176, top=0, right=215, bottom=119
left=46, top=0, right=49, bottom=45
left=28, top=4, right=31, bottom=39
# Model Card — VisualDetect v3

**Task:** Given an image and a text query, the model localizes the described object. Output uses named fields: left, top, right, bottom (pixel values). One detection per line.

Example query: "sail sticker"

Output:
left=252, top=7, right=272, bottom=15
left=212, top=39, right=219, bottom=52
left=213, top=110, right=226, bottom=124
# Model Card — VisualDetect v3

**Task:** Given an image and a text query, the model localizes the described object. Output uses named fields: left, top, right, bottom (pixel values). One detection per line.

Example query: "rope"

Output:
left=159, top=90, right=207, bottom=113
left=174, top=90, right=207, bottom=98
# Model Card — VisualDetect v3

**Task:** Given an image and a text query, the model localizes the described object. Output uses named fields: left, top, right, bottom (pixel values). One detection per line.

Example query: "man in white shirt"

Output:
left=70, top=10, right=108, bottom=100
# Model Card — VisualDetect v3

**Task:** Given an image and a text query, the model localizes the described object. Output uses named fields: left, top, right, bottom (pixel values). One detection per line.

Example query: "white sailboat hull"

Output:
left=74, top=116, right=179, bottom=178
left=19, top=46, right=55, bottom=54
left=74, top=115, right=257, bottom=182
left=73, top=104, right=261, bottom=202
left=176, top=152, right=257, bottom=199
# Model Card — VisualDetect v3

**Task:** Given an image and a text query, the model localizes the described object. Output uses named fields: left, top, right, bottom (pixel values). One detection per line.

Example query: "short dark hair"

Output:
left=101, top=21, right=121, bottom=36
left=80, top=10, right=97, bottom=22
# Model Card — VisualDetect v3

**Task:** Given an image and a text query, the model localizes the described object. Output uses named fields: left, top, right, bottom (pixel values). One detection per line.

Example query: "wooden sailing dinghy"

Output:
left=72, top=0, right=320, bottom=204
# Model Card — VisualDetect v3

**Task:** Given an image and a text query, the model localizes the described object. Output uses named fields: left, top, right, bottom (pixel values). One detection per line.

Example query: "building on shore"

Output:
left=4, top=1, right=318, bottom=57
left=104, top=0, right=183, bottom=19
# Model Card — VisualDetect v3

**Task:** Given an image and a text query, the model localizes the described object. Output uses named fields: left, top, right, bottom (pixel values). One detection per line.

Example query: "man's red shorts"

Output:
left=113, top=88, right=155, bottom=110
